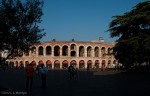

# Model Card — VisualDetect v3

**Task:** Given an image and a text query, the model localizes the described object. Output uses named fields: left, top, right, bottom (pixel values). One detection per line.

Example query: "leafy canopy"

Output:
left=108, top=1, right=150, bottom=68
left=0, top=0, right=45, bottom=61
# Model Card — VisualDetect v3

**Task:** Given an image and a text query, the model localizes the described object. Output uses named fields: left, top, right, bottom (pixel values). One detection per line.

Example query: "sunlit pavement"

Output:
left=0, top=68, right=150, bottom=96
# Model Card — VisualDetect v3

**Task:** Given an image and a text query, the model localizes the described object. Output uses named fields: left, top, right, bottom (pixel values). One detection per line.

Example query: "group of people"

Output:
left=25, top=63, right=79, bottom=92
left=25, top=63, right=48, bottom=92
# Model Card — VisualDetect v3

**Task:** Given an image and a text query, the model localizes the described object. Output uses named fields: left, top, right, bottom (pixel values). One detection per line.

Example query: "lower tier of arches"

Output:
left=6, top=59, right=117, bottom=69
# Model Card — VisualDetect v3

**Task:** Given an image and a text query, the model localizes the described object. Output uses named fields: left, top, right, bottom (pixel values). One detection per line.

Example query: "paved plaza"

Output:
left=0, top=68, right=150, bottom=96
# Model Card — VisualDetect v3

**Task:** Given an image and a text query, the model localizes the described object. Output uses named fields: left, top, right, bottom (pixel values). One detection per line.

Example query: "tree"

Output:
left=0, top=0, right=45, bottom=64
left=108, top=1, right=150, bottom=69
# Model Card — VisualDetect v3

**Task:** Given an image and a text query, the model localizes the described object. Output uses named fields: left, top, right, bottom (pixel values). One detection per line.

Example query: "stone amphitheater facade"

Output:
left=7, top=40, right=117, bottom=69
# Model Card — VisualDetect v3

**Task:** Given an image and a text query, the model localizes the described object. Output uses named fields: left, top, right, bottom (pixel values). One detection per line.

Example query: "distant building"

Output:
left=6, top=39, right=117, bottom=69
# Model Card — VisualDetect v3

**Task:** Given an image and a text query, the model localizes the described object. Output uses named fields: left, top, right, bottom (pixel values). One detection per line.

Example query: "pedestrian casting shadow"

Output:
left=1, top=68, right=150, bottom=96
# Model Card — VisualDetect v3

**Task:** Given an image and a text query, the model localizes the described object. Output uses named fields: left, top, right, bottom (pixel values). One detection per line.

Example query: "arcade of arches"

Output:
left=6, top=41, right=116, bottom=69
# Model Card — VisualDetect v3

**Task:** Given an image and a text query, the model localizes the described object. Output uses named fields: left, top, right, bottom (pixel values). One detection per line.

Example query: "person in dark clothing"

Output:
left=39, top=64, right=48, bottom=88
left=68, top=65, right=76, bottom=80
left=25, top=63, right=34, bottom=91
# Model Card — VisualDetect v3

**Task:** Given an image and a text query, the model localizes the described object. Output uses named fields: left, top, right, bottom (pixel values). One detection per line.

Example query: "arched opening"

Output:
left=46, top=46, right=51, bottom=55
left=19, top=61, right=24, bottom=68
left=54, top=46, right=60, bottom=56
left=113, top=60, right=116, bottom=64
left=108, top=60, right=111, bottom=68
left=101, top=60, right=105, bottom=69
left=70, top=44, right=76, bottom=57
left=108, top=47, right=112, bottom=58
left=54, top=60, right=60, bottom=69
left=18, top=50, right=23, bottom=57
left=79, top=60, right=85, bottom=69
left=38, top=60, right=44, bottom=67
left=46, top=60, right=52, bottom=69
left=25, top=61, right=29, bottom=67
left=31, top=46, right=36, bottom=56
left=94, top=47, right=99, bottom=57
left=101, top=47, right=106, bottom=57
left=62, top=60, right=68, bottom=69
left=9, top=62, right=14, bottom=68
left=87, top=46, right=92, bottom=57
left=13, top=49, right=18, bottom=57
left=70, top=60, right=77, bottom=67
left=15, top=61, right=18, bottom=67
left=95, top=60, right=99, bottom=68
left=62, top=46, right=68, bottom=56
left=25, top=50, right=29, bottom=56
left=87, top=60, right=92, bottom=69
left=31, top=61, right=36, bottom=67
left=79, top=46, right=84, bottom=57
left=70, top=44, right=76, bottom=50
left=38, top=46, right=44, bottom=55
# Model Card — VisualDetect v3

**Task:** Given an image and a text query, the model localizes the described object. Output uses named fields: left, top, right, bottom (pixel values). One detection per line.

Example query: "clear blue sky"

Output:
left=40, top=0, right=145, bottom=42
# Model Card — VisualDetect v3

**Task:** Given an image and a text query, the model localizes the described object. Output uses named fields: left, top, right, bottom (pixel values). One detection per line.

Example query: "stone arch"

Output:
left=70, top=44, right=77, bottom=57
left=108, top=60, right=111, bottom=68
left=70, top=44, right=77, bottom=50
left=9, top=62, right=14, bottom=68
left=87, top=60, right=92, bottom=69
left=101, top=60, right=106, bottom=69
left=46, top=60, right=52, bottom=69
left=94, top=47, right=99, bottom=57
left=31, top=46, right=36, bottom=56
left=25, top=50, right=29, bottom=56
left=38, top=46, right=44, bottom=55
left=13, top=49, right=18, bottom=57
left=31, top=60, right=36, bottom=66
left=38, top=60, right=44, bottom=66
left=46, top=46, right=52, bottom=55
left=18, top=50, right=23, bottom=57
left=79, top=60, right=85, bottom=69
left=54, top=45, right=60, bottom=56
left=79, top=46, right=85, bottom=57
left=54, top=60, right=60, bottom=69
left=62, top=45, right=68, bottom=56
left=87, top=46, right=92, bottom=57
left=19, top=61, right=24, bottom=67
left=25, top=61, right=29, bottom=67
left=15, top=61, right=18, bottom=67
left=95, top=60, right=99, bottom=68
left=62, top=60, right=69, bottom=69
left=70, top=60, right=77, bottom=67
left=107, top=47, right=112, bottom=56
left=101, top=47, right=106, bottom=57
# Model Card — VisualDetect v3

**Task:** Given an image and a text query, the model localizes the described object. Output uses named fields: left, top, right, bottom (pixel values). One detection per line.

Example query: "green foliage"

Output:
left=0, top=0, right=45, bottom=62
left=108, top=1, right=150, bottom=68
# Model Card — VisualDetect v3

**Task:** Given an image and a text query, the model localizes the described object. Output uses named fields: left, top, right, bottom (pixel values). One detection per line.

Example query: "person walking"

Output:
left=68, top=65, right=76, bottom=80
left=39, top=64, right=48, bottom=88
left=25, top=63, right=34, bottom=92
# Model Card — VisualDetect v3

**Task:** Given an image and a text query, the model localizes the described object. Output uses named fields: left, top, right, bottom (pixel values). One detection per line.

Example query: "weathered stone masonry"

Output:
left=7, top=40, right=116, bottom=69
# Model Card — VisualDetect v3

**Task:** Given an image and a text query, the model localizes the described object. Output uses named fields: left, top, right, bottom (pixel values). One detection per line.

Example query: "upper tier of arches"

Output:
left=13, top=42, right=114, bottom=58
